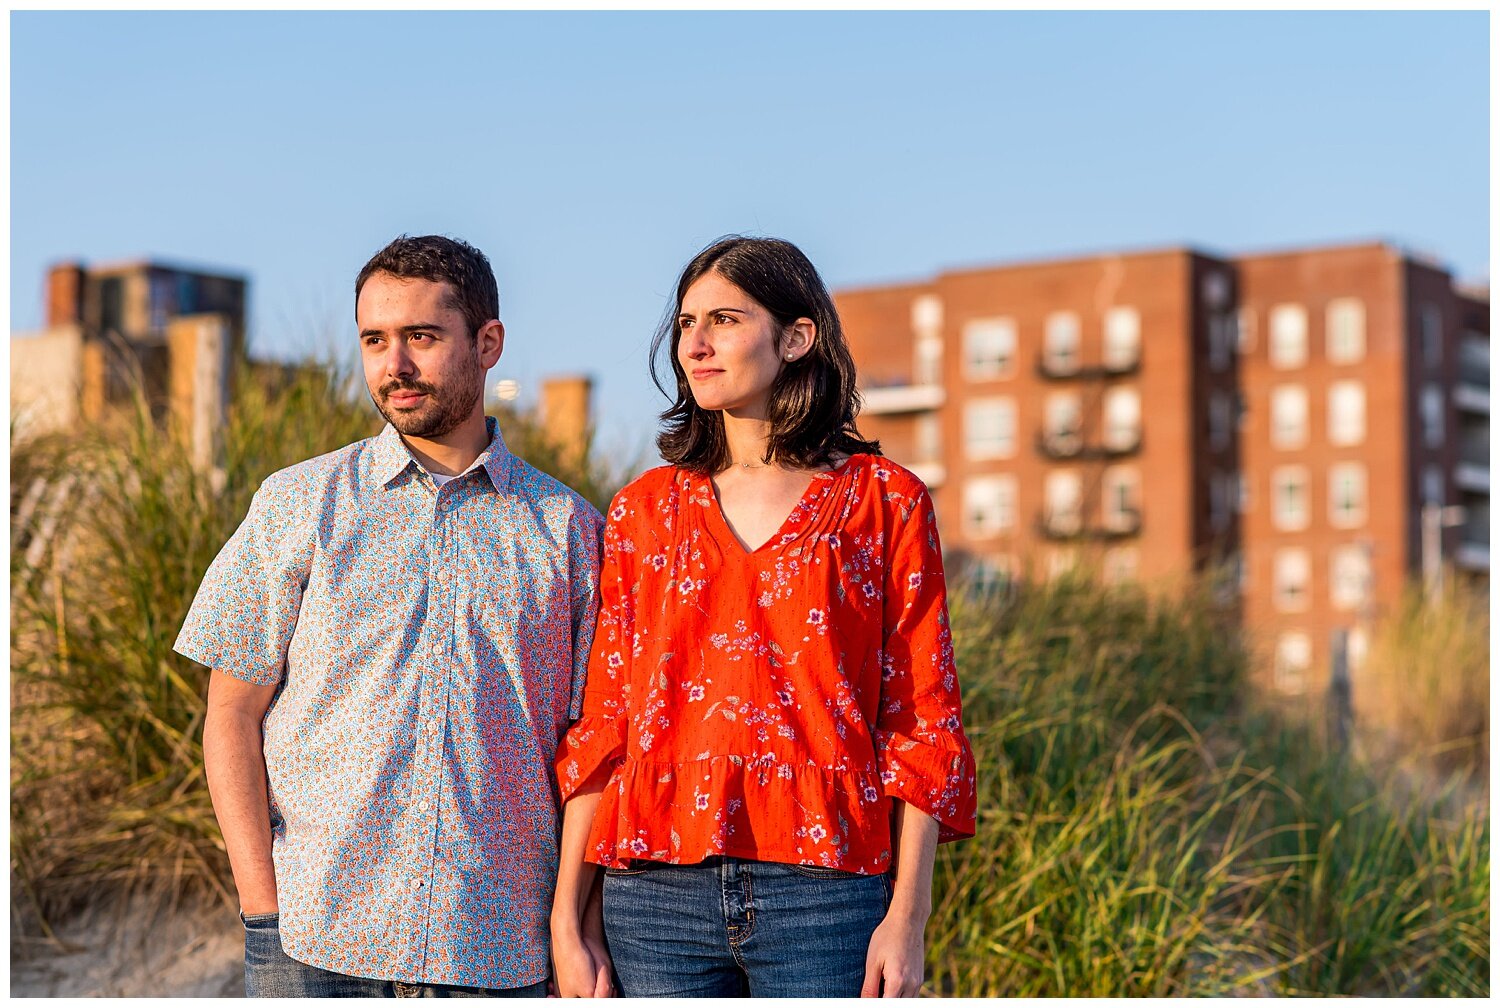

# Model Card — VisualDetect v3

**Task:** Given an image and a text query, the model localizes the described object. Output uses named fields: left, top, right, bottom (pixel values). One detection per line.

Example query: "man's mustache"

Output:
left=378, top=380, right=437, bottom=399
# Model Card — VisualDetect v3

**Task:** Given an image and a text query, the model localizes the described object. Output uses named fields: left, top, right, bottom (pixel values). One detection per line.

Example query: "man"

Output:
left=176, top=235, right=604, bottom=997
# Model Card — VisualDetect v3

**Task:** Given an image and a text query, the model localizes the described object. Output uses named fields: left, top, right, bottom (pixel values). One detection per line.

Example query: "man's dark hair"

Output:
left=651, top=235, right=880, bottom=473
left=355, top=234, right=499, bottom=338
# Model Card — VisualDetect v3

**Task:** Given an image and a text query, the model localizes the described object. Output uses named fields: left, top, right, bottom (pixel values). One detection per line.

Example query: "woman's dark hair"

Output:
left=651, top=235, right=881, bottom=473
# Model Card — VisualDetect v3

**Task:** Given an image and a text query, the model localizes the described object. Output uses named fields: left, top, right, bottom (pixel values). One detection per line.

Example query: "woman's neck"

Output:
left=722, top=412, right=775, bottom=470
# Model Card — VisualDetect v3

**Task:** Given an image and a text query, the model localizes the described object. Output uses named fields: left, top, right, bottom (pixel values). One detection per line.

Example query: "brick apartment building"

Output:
left=835, top=241, right=1489, bottom=693
left=12, top=259, right=247, bottom=468
left=13, top=259, right=599, bottom=470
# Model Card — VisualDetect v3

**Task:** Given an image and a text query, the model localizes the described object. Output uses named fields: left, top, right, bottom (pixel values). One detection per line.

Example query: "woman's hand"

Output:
left=860, top=906, right=926, bottom=997
left=551, top=927, right=614, bottom=998
left=862, top=801, right=939, bottom=997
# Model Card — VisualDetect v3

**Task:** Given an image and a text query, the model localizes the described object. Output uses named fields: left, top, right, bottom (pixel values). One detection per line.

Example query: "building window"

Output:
left=1328, top=463, right=1367, bottom=529
left=1044, top=470, right=1082, bottom=535
left=1104, top=547, right=1139, bottom=584
left=911, top=294, right=943, bottom=336
left=1237, top=307, right=1256, bottom=354
left=1347, top=626, right=1369, bottom=674
left=1044, top=391, right=1083, bottom=453
left=962, top=476, right=1018, bottom=539
left=1208, top=312, right=1234, bottom=372
left=916, top=413, right=941, bottom=464
left=1327, top=381, right=1365, bottom=446
left=1275, top=632, right=1312, bottom=693
left=1326, top=298, right=1366, bottom=364
left=1270, top=385, right=1308, bottom=449
left=1269, top=304, right=1308, bottom=369
left=1044, top=312, right=1080, bottom=374
left=1274, top=549, right=1311, bottom=612
left=1421, top=303, right=1443, bottom=369
left=915, top=335, right=943, bottom=384
left=1330, top=544, right=1370, bottom=611
left=965, top=398, right=1017, bottom=460
left=1209, top=391, right=1233, bottom=451
left=1103, top=386, right=1141, bottom=451
left=1272, top=466, right=1310, bottom=531
left=1209, top=471, right=1236, bottom=533
left=1423, top=465, right=1444, bottom=505
left=1202, top=271, right=1230, bottom=308
left=1103, top=306, right=1141, bottom=371
left=1421, top=384, right=1444, bottom=448
left=963, top=317, right=1016, bottom=381
left=969, top=553, right=1017, bottom=594
left=1102, top=465, right=1139, bottom=532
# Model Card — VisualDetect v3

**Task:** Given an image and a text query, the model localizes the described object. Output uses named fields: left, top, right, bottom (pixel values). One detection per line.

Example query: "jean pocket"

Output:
left=787, top=863, right=866, bottom=880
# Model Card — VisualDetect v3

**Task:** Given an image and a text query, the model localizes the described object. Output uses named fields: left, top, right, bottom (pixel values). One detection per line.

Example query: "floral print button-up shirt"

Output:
left=556, top=455, right=976, bottom=875
left=176, top=418, right=603, bottom=988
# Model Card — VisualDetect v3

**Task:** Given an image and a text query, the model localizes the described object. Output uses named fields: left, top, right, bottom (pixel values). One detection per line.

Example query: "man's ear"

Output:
left=477, top=319, right=505, bottom=368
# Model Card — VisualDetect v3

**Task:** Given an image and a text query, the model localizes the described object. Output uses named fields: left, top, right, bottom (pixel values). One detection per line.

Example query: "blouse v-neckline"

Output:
left=700, top=456, right=861, bottom=557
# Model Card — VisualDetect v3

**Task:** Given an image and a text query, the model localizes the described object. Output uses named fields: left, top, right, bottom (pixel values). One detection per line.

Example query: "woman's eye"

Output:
left=715, top=313, right=734, bottom=325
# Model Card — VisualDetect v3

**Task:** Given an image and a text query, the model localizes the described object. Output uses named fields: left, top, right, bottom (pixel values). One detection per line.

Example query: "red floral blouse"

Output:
left=555, top=455, right=977, bottom=874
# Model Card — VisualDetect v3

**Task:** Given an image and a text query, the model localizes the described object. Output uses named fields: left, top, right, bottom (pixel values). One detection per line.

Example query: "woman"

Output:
left=550, top=236, right=976, bottom=998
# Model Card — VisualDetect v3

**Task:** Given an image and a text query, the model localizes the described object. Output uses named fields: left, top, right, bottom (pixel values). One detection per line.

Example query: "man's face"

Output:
left=357, top=273, right=500, bottom=440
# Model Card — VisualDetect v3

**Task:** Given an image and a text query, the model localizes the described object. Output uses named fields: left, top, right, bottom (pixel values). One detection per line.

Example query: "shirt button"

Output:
left=418, top=799, right=431, bottom=812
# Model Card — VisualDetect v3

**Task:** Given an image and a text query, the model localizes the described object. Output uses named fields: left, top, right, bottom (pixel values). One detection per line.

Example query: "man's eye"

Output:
left=363, top=336, right=384, bottom=347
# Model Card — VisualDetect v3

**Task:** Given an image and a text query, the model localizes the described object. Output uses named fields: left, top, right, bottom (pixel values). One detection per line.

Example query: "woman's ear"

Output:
left=782, top=318, right=817, bottom=362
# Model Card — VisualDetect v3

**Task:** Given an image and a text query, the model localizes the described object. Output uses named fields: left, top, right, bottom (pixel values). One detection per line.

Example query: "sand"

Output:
left=10, top=896, right=243, bottom=998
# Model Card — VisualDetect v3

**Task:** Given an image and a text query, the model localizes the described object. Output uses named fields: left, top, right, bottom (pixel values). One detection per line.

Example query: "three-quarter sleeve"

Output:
left=873, top=483, right=977, bottom=842
left=555, top=492, right=635, bottom=801
left=173, top=475, right=312, bottom=685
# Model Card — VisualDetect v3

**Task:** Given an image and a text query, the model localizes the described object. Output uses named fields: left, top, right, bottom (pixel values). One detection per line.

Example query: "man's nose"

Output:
left=386, top=340, right=416, bottom=379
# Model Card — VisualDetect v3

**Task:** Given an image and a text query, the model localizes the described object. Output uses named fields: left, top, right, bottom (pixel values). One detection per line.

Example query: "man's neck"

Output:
left=400, top=412, right=491, bottom=477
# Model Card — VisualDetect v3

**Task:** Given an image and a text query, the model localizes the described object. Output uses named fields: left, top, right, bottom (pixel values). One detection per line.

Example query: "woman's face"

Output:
left=676, top=271, right=812, bottom=419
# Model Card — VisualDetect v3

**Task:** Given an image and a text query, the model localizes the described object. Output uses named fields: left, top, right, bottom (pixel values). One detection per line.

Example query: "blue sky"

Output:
left=11, top=11, right=1489, bottom=457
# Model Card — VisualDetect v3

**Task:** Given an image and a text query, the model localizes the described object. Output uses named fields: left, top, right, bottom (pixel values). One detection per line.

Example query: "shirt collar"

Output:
left=370, top=416, right=512, bottom=490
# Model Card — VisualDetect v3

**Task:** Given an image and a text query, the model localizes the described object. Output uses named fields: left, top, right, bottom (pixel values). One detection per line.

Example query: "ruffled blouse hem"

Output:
left=584, top=754, right=897, bottom=875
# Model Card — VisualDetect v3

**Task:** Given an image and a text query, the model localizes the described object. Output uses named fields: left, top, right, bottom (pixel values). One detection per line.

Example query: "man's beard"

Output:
left=371, top=357, right=484, bottom=440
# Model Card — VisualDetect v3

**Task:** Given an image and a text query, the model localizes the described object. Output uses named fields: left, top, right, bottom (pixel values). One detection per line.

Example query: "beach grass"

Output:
left=9, top=367, right=1488, bottom=995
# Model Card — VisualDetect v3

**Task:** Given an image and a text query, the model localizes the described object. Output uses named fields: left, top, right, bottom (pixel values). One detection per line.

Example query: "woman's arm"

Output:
left=861, top=801, right=940, bottom=998
left=551, top=778, right=613, bottom=998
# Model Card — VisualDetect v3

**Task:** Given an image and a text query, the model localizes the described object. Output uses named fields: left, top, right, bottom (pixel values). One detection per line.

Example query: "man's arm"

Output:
left=204, top=669, right=281, bottom=915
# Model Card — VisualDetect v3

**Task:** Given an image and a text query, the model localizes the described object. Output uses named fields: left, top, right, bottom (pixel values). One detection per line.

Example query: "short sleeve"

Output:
left=874, top=482, right=977, bottom=842
left=173, top=477, right=312, bottom=686
left=565, top=505, right=605, bottom=720
left=555, top=489, right=636, bottom=800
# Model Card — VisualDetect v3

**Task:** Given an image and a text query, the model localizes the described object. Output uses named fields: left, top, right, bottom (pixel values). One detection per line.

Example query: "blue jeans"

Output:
left=601, top=857, right=892, bottom=997
left=241, top=912, right=550, bottom=998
